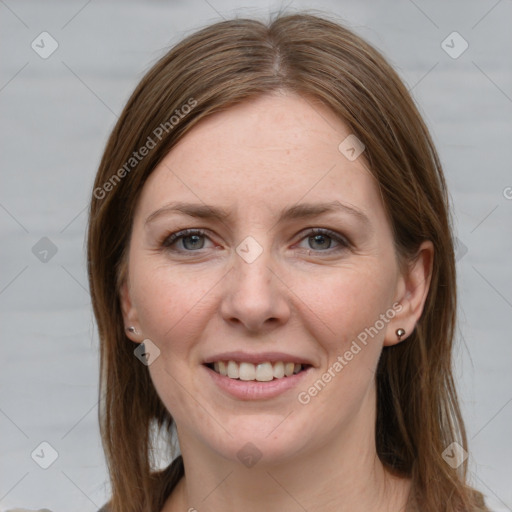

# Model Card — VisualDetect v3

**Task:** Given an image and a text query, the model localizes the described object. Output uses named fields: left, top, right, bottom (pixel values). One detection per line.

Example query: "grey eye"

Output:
left=181, top=234, right=206, bottom=250
left=308, top=234, right=333, bottom=250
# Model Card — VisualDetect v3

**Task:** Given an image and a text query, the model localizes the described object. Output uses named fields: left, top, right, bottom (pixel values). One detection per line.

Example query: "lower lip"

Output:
left=203, top=365, right=312, bottom=400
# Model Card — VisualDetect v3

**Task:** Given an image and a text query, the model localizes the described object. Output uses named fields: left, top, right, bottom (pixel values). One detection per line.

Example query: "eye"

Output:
left=161, top=227, right=349, bottom=255
left=162, top=229, right=214, bottom=251
left=296, top=228, right=349, bottom=252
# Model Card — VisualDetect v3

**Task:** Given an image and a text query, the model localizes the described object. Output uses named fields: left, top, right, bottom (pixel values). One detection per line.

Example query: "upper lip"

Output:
left=203, top=351, right=315, bottom=366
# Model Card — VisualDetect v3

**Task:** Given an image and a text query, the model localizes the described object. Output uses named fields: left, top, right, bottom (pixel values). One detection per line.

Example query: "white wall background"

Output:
left=1, top=0, right=511, bottom=510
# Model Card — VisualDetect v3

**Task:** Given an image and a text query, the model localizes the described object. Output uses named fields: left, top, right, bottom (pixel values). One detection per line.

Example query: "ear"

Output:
left=384, top=240, right=434, bottom=347
left=119, top=279, right=143, bottom=343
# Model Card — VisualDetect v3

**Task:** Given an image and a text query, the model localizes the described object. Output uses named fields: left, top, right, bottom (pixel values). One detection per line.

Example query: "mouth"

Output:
left=204, top=360, right=311, bottom=382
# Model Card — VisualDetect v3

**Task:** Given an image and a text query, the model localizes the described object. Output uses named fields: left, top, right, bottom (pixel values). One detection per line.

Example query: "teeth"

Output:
left=256, top=362, right=274, bottom=382
left=239, top=362, right=256, bottom=381
left=273, top=361, right=284, bottom=379
left=227, top=360, right=239, bottom=379
left=210, top=360, right=305, bottom=381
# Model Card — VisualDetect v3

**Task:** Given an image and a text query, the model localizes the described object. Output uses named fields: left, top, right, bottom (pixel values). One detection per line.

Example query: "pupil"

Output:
left=184, top=235, right=204, bottom=250
left=181, top=234, right=333, bottom=251
left=309, top=234, right=331, bottom=250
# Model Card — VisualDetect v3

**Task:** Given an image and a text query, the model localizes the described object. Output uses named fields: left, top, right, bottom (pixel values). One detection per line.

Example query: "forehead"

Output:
left=137, top=93, right=385, bottom=224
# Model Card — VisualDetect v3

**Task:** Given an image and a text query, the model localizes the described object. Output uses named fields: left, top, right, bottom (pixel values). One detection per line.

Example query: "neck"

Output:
left=163, top=389, right=410, bottom=512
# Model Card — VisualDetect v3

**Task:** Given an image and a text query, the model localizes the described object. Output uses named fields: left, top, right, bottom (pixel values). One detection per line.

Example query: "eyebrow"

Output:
left=145, top=200, right=371, bottom=228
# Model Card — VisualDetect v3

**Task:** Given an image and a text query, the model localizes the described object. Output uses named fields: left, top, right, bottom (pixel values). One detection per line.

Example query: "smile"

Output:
left=206, top=360, right=308, bottom=382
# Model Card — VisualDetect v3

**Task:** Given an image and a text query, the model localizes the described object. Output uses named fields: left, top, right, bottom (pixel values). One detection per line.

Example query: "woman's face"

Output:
left=121, top=93, right=426, bottom=466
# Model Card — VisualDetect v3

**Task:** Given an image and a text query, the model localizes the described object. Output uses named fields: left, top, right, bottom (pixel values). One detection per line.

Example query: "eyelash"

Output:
left=161, top=228, right=349, bottom=255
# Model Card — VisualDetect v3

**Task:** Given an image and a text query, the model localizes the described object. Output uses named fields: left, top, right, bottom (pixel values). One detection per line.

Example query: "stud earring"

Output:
left=396, top=328, right=406, bottom=342
left=126, top=326, right=138, bottom=335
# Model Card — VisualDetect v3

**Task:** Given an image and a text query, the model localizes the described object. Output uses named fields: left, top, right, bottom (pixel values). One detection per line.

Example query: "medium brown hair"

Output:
left=87, top=12, right=487, bottom=512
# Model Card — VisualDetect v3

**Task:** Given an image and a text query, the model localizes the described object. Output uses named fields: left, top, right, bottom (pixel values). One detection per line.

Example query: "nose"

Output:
left=219, top=246, right=291, bottom=334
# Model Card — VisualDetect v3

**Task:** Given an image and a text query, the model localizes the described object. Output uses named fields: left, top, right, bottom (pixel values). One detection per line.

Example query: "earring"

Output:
left=126, top=326, right=138, bottom=334
left=396, top=328, right=406, bottom=342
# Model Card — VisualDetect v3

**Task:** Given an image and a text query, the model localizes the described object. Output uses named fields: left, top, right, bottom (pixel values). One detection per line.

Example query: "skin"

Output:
left=121, top=92, right=433, bottom=512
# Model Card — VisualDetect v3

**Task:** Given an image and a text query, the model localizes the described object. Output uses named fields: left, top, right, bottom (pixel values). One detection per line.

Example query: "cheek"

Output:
left=133, top=271, right=183, bottom=338
left=129, top=259, right=220, bottom=356
left=289, top=264, right=396, bottom=433
left=290, top=261, right=396, bottom=350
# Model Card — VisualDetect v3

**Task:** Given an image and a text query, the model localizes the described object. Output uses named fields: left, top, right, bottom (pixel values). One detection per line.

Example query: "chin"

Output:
left=190, top=413, right=317, bottom=468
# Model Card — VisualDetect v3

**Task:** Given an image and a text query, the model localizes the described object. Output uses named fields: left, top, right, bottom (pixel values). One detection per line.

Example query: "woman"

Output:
left=88, top=12, right=488, bottom=512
